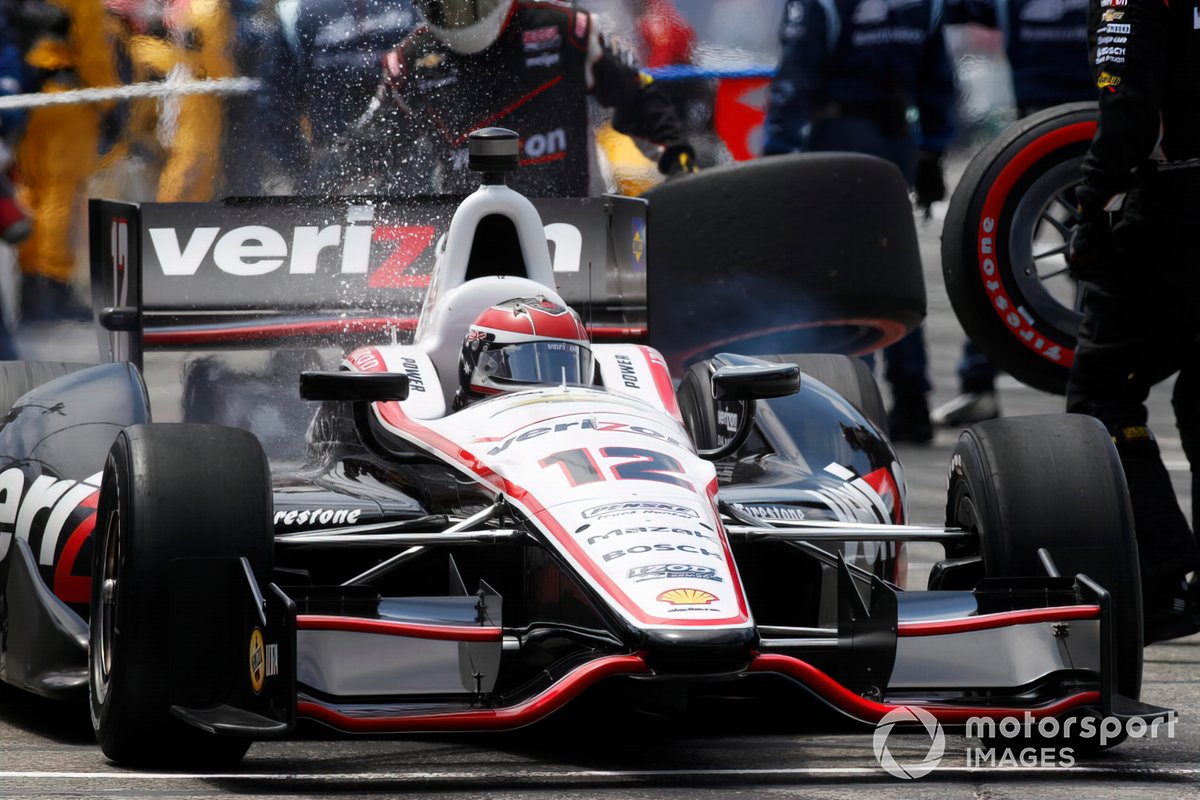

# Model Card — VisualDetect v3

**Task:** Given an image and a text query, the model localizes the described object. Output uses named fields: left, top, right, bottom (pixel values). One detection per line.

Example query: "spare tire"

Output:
left=645, top=153, right=926, bottom=373
left=942, top=103, right=1098, bottom=395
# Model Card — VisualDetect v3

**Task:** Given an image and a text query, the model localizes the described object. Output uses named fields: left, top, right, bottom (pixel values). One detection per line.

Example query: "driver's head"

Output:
left=456, top=297, right=593, bottom=408
left=413, top=0, right=516, bottom=54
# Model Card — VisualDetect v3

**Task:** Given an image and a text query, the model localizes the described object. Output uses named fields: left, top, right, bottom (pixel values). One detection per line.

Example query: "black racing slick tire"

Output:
left=645, top=153, right=926, bottom=371
left=89, top=424, right=273, bottom=768
left=943, top=414, right=1142, bottom=709
left=759, top=354, right=887, bottom=435
left=0, top=361, right=93, bottom=415
left=942, top=103, right=1098, bottom=395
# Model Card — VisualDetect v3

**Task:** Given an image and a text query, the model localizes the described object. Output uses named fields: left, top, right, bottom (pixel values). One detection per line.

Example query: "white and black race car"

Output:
left=0, top=128, right=1164, bottom=767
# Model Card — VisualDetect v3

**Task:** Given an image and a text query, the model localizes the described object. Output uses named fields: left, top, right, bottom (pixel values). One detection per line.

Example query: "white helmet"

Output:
left=414, top=0, right=517, bottom=54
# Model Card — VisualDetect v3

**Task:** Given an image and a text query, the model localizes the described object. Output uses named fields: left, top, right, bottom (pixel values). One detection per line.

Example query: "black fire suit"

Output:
left=367, top=0, right=691, bottom=197
left=1066, top=0, right=1200, bottom=596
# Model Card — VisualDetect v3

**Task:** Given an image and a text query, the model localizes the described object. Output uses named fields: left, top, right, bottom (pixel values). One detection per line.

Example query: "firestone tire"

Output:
left=944, top=414, right=1142, bottom=712
left=645, top=153, right=926, bottom=371
left=89, top=424, right=273, bottom=768
left=941, top=103, right=1098, bottom=395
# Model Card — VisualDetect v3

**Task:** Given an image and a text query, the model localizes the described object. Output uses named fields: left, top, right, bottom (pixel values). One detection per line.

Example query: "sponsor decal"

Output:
left=526, top=52, right=560, bottom=68
left=274, top=508, right=363, bottom=526
left=1097, top=71, right=1121, bottom=88
left=149, top=224, right=375, bottom=276
left=732, top=502, right=807, bottom=521
left=399, top=356, right=426, bottom=393
left=485, top=418, right=688, bottom=456
left=627, top=563, right=723, bottom=582
left=249, top=628, right=266, bottom=694
left=582, top=501, right=699, bottom=519
left=631, top=218, right=646, bottom=267
left=584, top=525, right=717, bottom=546
left=657, top=587, right=717, bottom=606
left=614, top=353, right=640, bottom=389
left=415, top=52, right=444, bottom=69
left=1102, top=8, right=1123, bottom=20
left=602, top=543, right=723, bottom=562
left=523, top=128, right=567, bottom=160
left=523, top=26, right=561, bottom=51
left=266, top=643, right=279, bottom=677
left=1105, top=22, right=1130, bottom=33
left=0, top=467, right=103, bottom=602
left=1096, top=45, right=1126, bottom=60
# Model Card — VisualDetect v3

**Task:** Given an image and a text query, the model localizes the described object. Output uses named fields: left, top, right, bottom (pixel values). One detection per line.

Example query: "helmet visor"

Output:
left=477, top=340, right=593, bottom=387
left=415, top=0, right=508, bottom=29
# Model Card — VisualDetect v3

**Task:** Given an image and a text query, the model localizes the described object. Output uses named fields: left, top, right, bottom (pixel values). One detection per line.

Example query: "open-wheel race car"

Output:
left=0, top=129, right=1170, bottom=767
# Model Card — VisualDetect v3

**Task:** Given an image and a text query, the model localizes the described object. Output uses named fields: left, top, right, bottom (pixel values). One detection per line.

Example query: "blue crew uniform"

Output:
left=764, top=0, right=956, bottom=441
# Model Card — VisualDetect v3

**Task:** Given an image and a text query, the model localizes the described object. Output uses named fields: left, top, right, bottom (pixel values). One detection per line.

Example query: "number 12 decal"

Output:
left=540, top=447, right=692, bottom=490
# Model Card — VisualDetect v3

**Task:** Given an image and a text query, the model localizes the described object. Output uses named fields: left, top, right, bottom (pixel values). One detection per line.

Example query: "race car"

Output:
left=0, top=128, right=1168, bottom=767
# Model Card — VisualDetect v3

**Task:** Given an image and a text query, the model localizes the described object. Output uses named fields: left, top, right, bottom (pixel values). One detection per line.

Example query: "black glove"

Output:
left=658, top=143, right=699, bottom=177
left=913, top=150, right=945, bottom=214
left=1067, top=204, right=1115, bottom=283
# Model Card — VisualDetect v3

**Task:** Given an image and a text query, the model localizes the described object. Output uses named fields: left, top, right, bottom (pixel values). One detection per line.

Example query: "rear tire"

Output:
left=943, top=414, right=1141, bottom=706
left=89, top=424, right=273, bottom=768
left=0, top=361, right=92, bottom=415
left=646, top=154, right=925, bottom=370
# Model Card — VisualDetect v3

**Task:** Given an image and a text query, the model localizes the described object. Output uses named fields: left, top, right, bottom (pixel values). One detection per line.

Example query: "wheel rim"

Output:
left=92, top=503, right=120, bottom=706
left=1005, top=155, right=1087, bottom=335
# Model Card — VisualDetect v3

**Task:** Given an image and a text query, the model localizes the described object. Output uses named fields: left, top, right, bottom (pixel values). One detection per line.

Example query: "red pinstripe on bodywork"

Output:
left=293, top=650, right=1103, bottom=733
left=897, top=605, right=1101, bottom=637
left=297, top=615, right=503, bottom=642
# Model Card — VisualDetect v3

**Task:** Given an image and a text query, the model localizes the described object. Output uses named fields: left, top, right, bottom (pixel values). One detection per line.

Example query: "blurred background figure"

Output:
left=762, top=0, right=957, bottom=443
left=258, top=0, right=417, bottom=194
left=1, top=1, right=33, bottom=247
left=11, top=0, right=119, bottom=322
left=932, top=0, right=1093, bottom=427
left=123, top=0, right=237, bottom=202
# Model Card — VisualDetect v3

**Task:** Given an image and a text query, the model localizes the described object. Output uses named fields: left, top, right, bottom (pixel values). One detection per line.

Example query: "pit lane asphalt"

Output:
left=1, top=211, right=1197, bottom=799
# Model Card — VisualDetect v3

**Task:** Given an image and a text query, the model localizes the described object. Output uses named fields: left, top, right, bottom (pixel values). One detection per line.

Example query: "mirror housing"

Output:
left=300, top=370, right=410, bottom=402
left=711, top=356, right=800, bottom=401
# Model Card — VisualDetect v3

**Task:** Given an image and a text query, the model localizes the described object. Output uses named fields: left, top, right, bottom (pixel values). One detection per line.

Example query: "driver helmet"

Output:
left=456, top=297, right=593, bottom=408
left=414, top=0, right=517, bottom=54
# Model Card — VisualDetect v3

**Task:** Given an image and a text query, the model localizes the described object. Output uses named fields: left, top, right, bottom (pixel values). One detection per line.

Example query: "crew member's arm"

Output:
left=1069, top=0, right=1168, bottom=279
left=584, top=13, right=696, bottom=174
left=762, top=0, right=827, bottom=156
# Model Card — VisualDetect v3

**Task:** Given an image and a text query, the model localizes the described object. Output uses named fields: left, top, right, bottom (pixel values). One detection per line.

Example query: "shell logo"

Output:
left=657, top=588, right=717, bottom=606
left=249, top=628, right=265, bottom=694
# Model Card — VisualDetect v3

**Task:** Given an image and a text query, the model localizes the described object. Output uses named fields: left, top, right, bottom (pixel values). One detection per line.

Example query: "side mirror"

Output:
left=711, top=358, right=800, bottom=401
left=696, top=355, right=800, bottom=461
left=300, top=370, right=410, bottom=402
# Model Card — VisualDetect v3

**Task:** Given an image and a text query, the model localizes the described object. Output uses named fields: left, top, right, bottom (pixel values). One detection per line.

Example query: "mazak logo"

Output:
left=873, top=707, right=945, bottom=779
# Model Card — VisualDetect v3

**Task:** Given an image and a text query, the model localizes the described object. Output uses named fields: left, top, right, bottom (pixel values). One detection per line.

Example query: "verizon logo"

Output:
left=148, top=225, right=376, bottom=276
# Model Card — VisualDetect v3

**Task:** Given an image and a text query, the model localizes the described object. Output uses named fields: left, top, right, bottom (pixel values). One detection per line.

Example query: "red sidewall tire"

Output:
left=942, top=103, right=1098, bottom=395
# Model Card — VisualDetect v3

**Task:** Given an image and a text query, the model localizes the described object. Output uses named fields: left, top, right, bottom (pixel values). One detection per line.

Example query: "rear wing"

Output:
left=88, top=195, right=648, bottom=366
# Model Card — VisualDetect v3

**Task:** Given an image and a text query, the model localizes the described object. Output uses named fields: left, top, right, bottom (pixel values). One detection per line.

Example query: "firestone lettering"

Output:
left=274, top=508, right=363, bottom=526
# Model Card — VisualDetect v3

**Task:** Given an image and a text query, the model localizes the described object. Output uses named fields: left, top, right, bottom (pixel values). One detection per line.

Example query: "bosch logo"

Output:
left=602, top=543, right=723, bottom=562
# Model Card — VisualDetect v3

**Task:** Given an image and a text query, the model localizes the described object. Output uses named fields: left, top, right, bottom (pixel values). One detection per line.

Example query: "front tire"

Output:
left=89, top=424, right=273, bottom=768
left=943, top=414, right=1141, bottom=703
